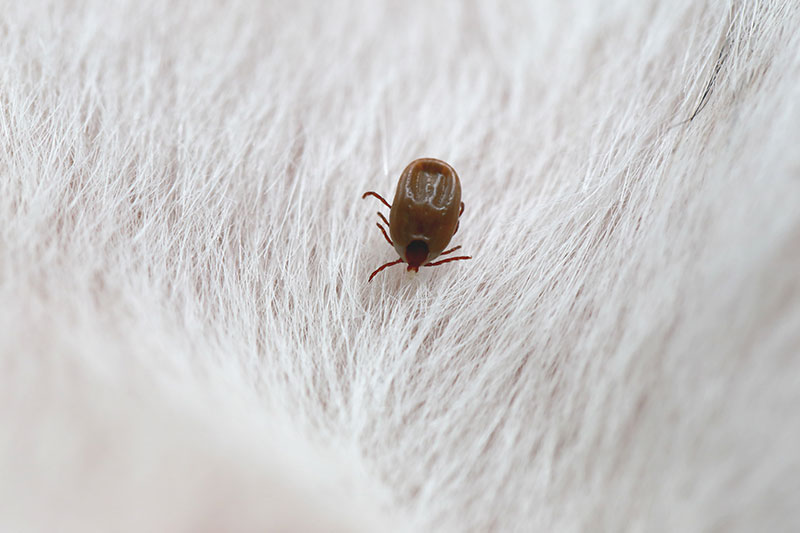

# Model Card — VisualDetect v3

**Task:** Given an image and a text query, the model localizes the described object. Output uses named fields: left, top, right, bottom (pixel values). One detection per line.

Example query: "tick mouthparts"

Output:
left=405, top=240, right=429, bottom=269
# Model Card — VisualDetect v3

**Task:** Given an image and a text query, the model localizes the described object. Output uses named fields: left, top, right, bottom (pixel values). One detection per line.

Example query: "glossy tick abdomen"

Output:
left=390, top=159, right=462, bottom=264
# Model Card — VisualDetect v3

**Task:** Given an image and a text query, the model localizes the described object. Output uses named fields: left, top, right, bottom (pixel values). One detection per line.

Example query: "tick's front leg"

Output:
left=368, top=258, right=404, bottom=282
left=424, top=255, right=471, bottom=268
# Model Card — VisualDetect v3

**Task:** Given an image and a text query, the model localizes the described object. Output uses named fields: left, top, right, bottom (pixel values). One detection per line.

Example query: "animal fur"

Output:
left=1, top=1, right=798, bottom=531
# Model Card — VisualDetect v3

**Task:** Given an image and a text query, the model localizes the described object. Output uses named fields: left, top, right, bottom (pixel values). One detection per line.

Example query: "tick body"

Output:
left=362, top=158, right=471, bottom=282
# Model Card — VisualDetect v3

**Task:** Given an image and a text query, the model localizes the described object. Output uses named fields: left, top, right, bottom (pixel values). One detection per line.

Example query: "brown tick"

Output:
left=362, top=158, right=471, bottom=282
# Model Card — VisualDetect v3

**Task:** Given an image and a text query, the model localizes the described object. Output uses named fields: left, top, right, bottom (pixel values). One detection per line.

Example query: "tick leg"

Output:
left=376, top=211, right=390, bottom=227
left=423, top=255, right=472, bottom=267
left=439, top=245, right=462, bottom=256
left=375, top=222, right=393, bottom=246
left=368, top=258, right=404, bottom=282
left=453, top=220, right=460, bottom=235
left=362, top=191, right=392, bottom=209
left=459, top=202, right=464, bottom=216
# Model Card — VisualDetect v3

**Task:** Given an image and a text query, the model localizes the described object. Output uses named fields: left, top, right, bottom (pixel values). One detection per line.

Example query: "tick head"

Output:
left=405, top=240, right=429, bottom=272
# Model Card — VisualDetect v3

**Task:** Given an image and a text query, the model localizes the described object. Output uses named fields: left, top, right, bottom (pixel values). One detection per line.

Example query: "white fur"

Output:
left=1, top=0, right=798, bottom=531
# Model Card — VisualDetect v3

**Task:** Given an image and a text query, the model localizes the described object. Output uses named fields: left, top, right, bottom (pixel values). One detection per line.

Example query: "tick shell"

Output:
left=389, top=158, right=462, bottom=265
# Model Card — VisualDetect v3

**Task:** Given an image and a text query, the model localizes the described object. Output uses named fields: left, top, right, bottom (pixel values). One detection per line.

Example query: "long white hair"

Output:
left=1, top=1, right=798, bottom=531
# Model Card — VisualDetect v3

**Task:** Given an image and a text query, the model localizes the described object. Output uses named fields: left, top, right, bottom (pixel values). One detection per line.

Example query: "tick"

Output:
left=362, top=158, right=471, bottom=282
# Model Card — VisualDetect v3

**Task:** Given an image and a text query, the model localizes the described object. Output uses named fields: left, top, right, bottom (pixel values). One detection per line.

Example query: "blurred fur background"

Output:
left=1, top=1, right=798, bottom=531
